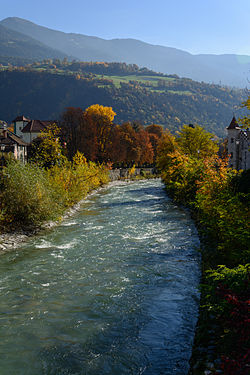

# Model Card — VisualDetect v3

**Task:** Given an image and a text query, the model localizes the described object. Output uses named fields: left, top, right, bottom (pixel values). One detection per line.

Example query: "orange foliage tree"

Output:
left=145, top=124, right=164, bottom=162
left=60, top=105, right=160, bottom=165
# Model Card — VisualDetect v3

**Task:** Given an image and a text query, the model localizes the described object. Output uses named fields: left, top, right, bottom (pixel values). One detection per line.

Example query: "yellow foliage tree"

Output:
left=156, top=130, right=177, bottom=172
left=84, top=104, right=116, bottom=123
left=84, top=104, right=116, bottom=162
left=32, top=123, right=67, bottom=168
left=73, top=151, right=87, bottom=166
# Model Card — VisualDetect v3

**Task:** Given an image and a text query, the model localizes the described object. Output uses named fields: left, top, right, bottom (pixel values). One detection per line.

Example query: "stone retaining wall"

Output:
left=109, top=167, right=157, bottom=181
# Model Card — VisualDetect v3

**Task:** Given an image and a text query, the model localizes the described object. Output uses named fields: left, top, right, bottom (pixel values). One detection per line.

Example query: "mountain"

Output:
left=0, top=67, right=246, bottom=137
left=1, top=17, right=250, bottom=88
left=0, top=23, right=68, bottom=61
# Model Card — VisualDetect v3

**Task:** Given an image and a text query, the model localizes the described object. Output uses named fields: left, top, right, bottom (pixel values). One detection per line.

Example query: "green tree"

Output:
left=31, top=123, right=66, bottom=168
left=238, top=96, right=250, bottom=129
left=176, top=124, right=218, bottom=159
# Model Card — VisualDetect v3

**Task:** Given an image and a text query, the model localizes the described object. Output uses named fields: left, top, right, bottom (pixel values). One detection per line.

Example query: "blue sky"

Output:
left=1, top=0, right=250, bottom=55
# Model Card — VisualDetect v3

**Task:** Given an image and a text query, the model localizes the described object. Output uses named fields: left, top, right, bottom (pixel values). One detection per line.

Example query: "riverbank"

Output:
left=0, top=184, right=106, bottom=253
left=0, top=168, right=158, bottom=253
left=0, top=158, right=110, bottom=249
left=156, top=126, right=249, bottom=375
left=158, top=162, right=249, bottom=374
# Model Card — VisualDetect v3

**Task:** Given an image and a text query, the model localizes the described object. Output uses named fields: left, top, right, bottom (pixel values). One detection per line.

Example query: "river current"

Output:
left=0, top=179, right=200, bottom=375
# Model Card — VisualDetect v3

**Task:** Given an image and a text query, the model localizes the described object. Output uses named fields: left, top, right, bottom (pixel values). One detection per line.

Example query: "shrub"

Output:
left=203, top=265, right=250, bottom=374
left=0, top=161, right=63, bottom=228
left=0, top=154, right=109, bottom=230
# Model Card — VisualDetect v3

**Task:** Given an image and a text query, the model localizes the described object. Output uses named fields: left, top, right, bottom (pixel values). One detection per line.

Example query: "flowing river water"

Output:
left=0, top=179, right=200, bottom=375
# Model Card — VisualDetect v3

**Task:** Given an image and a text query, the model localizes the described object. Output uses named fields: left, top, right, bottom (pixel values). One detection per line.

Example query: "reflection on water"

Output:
left=0, top=179, right=200, bottom=374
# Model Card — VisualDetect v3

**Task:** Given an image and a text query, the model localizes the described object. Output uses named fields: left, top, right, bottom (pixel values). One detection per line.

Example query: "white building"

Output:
left=227, top=116, right=250, bottom=170
left=13, top=116, right=55, bottom=144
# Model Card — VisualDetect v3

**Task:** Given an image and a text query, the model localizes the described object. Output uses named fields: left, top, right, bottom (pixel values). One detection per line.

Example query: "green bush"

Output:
left=0, top=161, right=63, bottom=228
left=0, top=156, right=109, bottom=230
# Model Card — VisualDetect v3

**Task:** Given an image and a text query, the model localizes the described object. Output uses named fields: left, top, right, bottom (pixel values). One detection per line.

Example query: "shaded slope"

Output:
left=0, top=69, right=245, bottom=137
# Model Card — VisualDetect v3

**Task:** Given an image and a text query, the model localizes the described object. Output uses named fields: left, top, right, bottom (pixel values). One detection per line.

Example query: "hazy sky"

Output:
left=1, top=0, right=250, bottom=55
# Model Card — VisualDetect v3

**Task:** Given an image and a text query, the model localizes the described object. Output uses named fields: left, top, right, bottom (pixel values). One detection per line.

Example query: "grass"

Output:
left=2, top=65, right=193, bottom=95
left=94, top=74, right=175, bottom=89
left=167, top=90, right=193, bottom=95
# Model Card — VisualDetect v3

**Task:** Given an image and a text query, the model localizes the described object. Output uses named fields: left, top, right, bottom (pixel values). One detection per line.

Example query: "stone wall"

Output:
left=109, top=167, right=157, bottom=181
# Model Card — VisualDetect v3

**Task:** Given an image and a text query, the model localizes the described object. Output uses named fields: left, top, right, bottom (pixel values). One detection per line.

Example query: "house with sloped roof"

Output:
left=0, top=121, right=27, bottom=164
left=13, top=115, right=56, bottom=144
left=21, top=119, right=54, bottom=144
left=227, top=116, right=250, bottom=170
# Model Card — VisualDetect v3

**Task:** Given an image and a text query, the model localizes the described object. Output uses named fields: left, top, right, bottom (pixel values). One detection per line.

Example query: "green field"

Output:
left=0, top=63, right=193, bottom=96
left=95, top=74, right=175, bottom=88
left=94, top=74, right=193, bottom=96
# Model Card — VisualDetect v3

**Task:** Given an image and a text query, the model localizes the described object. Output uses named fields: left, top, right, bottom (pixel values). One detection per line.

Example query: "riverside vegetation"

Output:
left=0, top=124, right=109, bottom=232
left=156, top=110, right=249, bottom=374
left=0, top=103, right=162, bottom=232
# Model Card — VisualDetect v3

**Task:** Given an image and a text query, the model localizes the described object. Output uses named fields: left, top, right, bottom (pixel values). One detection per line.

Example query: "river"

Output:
left=0, top=179, right=200, bottom=375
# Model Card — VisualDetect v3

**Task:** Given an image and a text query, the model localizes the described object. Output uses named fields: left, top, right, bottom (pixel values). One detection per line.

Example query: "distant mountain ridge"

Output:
left=0, top=17, right=250, bottom=88
left=0, top=23, right=68, bottom=61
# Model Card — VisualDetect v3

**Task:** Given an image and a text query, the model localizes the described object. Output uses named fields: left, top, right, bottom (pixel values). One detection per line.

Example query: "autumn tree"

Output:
left=84, top=104, right=116, bottom=162
left=61, top=107, right=85, bottom=159
left=131, top=120, right=143, bottom=133
left=156, top=129, right=178, bottom=171
left=117, top=122, right=140, bottom=164
left=104, top=125, right=125, bottom=163
left=31, top=123, right=66, bottom=168
left=61, top=107, right=98, bottom=161
left=136, top=128, right=154, bottom=165
left=145, top=124, right=164, bottom=138
left=145, top=124, right=164, bottom=162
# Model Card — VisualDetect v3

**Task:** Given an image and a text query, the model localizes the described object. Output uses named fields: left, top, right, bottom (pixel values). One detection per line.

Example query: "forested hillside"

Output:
left=0, top=62, right=246, bottom=136
left=1, top=17, right=250, bottom=87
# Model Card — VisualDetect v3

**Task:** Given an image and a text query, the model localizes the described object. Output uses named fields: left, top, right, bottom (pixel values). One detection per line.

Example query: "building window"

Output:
left=231, top=152, right=233, bottom=158
left=231, top=138, right=234, bottom=143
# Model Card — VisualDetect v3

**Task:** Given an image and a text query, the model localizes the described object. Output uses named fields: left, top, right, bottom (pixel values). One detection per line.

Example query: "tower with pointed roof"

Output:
left=13, top=115, right=30, bottom=139
left=227, top=116, right=250, bottom=170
